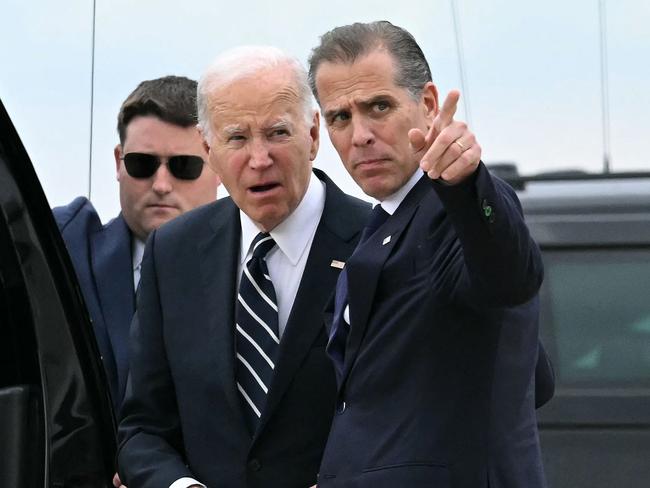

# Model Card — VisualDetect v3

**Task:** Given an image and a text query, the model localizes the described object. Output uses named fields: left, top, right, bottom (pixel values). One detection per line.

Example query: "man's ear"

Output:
left=198, top=124, right=211, bottom=153
left=421, top=82, right=439, bottom=122
left=309, top=111, right=320, bottom=161
left=114, top=144, right=123, bottom=181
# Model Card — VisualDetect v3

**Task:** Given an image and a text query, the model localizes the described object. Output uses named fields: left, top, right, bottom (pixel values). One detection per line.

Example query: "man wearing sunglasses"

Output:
left=53, top=76, right=221, bottom=413
left=117, top=47, right=370, bottom=488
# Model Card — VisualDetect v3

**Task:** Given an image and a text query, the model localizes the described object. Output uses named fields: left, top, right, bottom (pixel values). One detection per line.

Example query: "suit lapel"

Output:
left=341, top=175, right=431, bottom=386
left=195, top=200, right=246, bottom=428
left=90, top=215, right=134, bottom=397
left=256, top=171, right=366, bottom=436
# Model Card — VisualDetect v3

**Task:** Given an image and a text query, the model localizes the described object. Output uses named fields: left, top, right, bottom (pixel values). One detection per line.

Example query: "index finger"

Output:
left=435, top=90, right=460, bottom=130
left=422, top=90, right=461, bottom=151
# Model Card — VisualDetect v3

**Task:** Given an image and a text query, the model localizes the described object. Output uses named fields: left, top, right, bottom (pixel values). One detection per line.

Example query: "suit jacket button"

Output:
left=248, top=458, right=262, bottom=472
left=336, top=400, right=346, bottom=414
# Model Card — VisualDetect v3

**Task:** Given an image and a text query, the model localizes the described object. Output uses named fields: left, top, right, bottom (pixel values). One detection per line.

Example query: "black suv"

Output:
left=0, top=99, right=116, bottom=487
left=515, top=172, right=650, bottom=487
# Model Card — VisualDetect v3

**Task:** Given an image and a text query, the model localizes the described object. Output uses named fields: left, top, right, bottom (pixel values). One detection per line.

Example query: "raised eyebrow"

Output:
left=358, top=95, right=392, bottom=109
left=323, top=107, right=347, bottom=121
left=222, top=125, right=245, bottom=136
left=323, top=96, right=392, bottom=120
left=267, top=119, right=292, bottom=132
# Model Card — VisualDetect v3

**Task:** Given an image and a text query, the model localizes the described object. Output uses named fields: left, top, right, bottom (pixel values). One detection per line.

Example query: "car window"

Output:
left=0, top=206, right=45, bottom=488
left=0, top=213, right=40, bottom=388
left=540, top=248, right=650, bottom=386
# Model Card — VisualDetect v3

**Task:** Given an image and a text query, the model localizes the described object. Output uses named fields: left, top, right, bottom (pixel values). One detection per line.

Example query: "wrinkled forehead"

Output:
left=315, top=53, right=403, bottom=107
left=315, top=46, right=397, bottom=77
left=209, top=68, right=303, bottom=119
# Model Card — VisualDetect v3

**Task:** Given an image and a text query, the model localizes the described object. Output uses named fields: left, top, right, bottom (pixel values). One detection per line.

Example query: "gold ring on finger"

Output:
left=454, top=140, right=466, bottom=151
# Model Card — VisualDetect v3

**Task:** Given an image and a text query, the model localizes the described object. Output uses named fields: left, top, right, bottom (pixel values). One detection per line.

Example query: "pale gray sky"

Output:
left=1, top=0, right=648, bottom=221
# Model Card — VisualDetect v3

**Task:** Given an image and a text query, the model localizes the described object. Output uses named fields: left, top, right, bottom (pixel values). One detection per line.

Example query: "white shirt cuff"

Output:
left=169, top=477, right=205, bottom=488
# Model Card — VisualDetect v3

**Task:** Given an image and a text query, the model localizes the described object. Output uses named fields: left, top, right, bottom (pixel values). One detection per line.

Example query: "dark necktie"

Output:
left=327, top=205, right=390, bottom=373
left=235, top=232, right=279, bottom=433
left=358, top=204, right=390, bottom=246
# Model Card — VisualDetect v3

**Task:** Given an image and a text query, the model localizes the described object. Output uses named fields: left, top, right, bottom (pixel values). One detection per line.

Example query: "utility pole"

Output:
left=599, top=0, right=611, bottom=173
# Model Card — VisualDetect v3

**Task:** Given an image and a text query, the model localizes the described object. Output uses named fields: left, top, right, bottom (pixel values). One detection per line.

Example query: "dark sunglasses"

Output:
left=122, top=152, right=205, bottom=180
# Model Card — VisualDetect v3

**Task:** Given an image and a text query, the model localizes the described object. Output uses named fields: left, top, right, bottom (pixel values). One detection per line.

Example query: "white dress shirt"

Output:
left=131, top=237, right=146, bottom=290
left=380, top=168, right=423, bottom=216
left=170, top=173, right=325, bottom=488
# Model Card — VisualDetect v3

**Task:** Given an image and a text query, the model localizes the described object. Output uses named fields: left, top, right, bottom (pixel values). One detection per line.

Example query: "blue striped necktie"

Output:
left=235, top=232, right=279, bottom=433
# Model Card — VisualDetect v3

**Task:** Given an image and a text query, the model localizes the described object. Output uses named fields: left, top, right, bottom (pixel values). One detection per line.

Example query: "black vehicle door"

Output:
left=0, top=99, right=116, bottom=487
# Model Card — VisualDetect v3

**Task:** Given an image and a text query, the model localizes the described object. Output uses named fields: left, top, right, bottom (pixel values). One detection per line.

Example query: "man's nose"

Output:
left=249, top=140, right=273, bottom=169
left=351, top=117, right=375, bottom=147
left=151, top=162, right=174, bottom=194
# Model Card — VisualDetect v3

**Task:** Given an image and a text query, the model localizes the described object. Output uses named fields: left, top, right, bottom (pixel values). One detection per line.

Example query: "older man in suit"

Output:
left=308, top=21, right=548, bottom=487
left=53, top=76, right=220, bottom=411
left=117, top=47, right=370, bottom=488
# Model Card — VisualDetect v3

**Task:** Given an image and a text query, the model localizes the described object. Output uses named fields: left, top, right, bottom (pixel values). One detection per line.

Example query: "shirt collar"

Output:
left=379, top=169, right=423, bottom=215
left=131, top=237, right=146, bottom=271
left=239, top=172, right=326, bottom=266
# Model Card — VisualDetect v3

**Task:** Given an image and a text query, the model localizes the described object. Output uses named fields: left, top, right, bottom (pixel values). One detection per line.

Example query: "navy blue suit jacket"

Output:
left=320, top=165, right=547, bottom=487
left=117, top=170, right=371, bottom=488
left=53, top=197, right=135, bottom=411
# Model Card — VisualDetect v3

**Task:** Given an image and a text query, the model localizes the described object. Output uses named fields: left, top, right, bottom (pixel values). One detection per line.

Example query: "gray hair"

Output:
left=197, top=46, right=314, bottom=142
left=308, top=20, right=432, bottom=104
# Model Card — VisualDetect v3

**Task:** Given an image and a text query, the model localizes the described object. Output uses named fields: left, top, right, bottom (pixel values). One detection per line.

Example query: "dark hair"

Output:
left=308, top=20, right=432, bottom=104
left=116, top=75, right=198, bottom=144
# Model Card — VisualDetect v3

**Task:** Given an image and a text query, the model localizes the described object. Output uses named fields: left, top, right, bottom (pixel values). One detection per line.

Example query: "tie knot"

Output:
left=251, top=232, right=276, bottom=259
left=358, top=205, right=390, bottom=244
left=366, top=205, right=389, bottom=232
